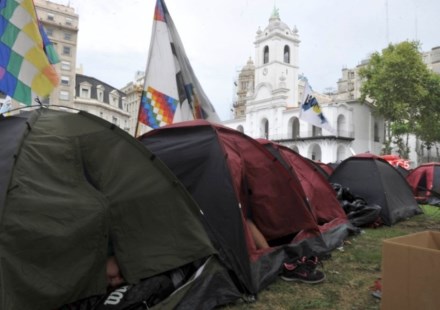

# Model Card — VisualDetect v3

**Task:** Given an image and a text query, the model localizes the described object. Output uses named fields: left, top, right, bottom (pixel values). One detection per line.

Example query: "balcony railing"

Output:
left=262, top=130, right=355, bottom=142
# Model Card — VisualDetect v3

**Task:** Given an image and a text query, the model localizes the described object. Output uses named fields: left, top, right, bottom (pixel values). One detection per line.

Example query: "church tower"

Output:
left=224, top=7, right=384, bottom=164
left=252, top=7, right=300, bottom=108
left=240, top=7, right=300, bottom=139
left=233, top=58, right=255, bottom=119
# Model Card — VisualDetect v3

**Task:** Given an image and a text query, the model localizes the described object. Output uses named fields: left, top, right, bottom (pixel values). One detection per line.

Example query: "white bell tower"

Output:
left=251, top=7, right=300, bottom=108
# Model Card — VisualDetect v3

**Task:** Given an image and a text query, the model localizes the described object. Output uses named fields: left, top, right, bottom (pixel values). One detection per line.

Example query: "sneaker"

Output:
left=305, top=256, right=324, bottom=271
left=370, top=278, right=382, bottom=299
left=280, top=256, right=326, bottom=284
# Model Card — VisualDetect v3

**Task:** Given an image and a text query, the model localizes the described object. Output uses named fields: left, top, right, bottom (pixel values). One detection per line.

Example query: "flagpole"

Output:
left=134, top=86, right=148, bottom=138
left=134, top=94, right=142, bottom=138
left=134, top=0, right=161, bottom=138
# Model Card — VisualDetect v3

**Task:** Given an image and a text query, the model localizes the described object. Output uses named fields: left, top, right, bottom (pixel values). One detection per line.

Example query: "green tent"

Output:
left=0, top=108, right=238, bottom=309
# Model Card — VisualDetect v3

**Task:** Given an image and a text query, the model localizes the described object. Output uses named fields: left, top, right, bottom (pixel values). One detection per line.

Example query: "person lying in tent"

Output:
left=246, top=218, right=269, bottom=250
left=245, top=203, right=326, bottom=284
left=106, top=255, right=126, bottom=290
left=242, top=182, right=270, bottom=250
left=106, top=239, right=127, bottom=290
left=242, top=180, right=325, bottom=284
left=246, top=217, right=326, bottom=284
left=58, top=239, right=196, bottom=309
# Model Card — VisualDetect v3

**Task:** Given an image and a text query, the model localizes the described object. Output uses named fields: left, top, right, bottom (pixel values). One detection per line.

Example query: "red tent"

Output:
left=406, top=162, right=440, bottom=205
left=139, top=120, right=339, bottom=294
left=315, top=161, right=335, bottom=176
left=258, top=139, right=353, bottom=244
left=380, top=154, right=411, bottom=169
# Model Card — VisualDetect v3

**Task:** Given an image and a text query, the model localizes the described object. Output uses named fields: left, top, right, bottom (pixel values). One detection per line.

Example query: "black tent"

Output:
left=0, top=108, right=241, bottom=310
left=396, top=165, right=411, bottom=177
left=329, top=153, right=422, bottom=225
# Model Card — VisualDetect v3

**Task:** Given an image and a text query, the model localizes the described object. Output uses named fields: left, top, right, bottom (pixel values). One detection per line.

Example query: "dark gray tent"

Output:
left=0, top=108, right=241, bottom=310
left=329, top=153, right=422, bottom=226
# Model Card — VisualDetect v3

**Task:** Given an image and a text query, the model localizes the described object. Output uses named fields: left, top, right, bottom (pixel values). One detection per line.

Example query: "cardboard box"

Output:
left=381, top=231, right=440, bottom=310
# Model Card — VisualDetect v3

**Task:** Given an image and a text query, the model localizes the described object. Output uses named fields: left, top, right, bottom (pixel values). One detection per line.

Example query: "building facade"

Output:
left=121, top=71, right=145, bottom=136
left=222, top=9, right=384, bottom=163
left=34, top=0, right=78, bottom=108
left=423, top=46, right=440, bottom=75
left=74, top=74, right=130, bottom=131
left=30, top=1, right=130, bottom=132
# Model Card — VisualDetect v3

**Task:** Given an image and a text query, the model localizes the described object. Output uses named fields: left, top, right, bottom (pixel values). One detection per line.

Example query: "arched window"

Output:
left=263, top=46, right=269, bottom=64
left=312, top=125, right=322, bottom=137
left=308, top=144, right=322, bottom=161
left=374, top=122, right=380, bottom=142
left=337, top=145, right=346, bottom=162
left=289, top=117, right=300, bottom=139
left=264, top=119, right=269, bottom=138
left=337, top=114, right=346, bottom=137
left=237, top=125, right=244, bottom=133
left=291, top=145, right=299, bottom=153
left=284, top=45, right=290, bottom=63
left=260, top=118, right=269, bottom=138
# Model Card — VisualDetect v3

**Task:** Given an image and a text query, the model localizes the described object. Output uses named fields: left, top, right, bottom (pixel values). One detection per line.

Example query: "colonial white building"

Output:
left=222, top=9, right=384, bottom=164
left=74, top=74, right=130, bottom=132
left=121, top=71, right=145, bottom=137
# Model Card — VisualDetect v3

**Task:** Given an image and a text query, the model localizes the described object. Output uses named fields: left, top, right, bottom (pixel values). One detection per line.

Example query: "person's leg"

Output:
left=106, top=256, right=125, bottom=288
left=246, top=219, right=269, bottom=249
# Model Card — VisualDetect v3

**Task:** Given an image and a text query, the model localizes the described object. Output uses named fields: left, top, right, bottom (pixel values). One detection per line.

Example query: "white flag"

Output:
left=299, top=82, right=335, bottom=134
left=136, top=0, right=220, bottom=136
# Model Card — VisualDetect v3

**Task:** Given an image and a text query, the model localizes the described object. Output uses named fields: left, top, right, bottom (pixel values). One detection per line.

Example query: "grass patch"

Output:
left=222, top=205, right=440, bottom=310
left=419, top=204, right=440, bottom=220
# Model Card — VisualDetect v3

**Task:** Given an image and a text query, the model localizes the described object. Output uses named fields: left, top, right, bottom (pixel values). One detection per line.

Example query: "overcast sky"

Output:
left=52, top=0, right=439, bottom=121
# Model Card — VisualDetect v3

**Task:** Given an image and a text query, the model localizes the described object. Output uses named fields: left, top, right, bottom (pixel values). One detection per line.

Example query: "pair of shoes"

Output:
left=370, top=278, right=382, bottom=299
left=371, top=290, right=382, bottom=299
left=280, top=256, right=326, bottom=284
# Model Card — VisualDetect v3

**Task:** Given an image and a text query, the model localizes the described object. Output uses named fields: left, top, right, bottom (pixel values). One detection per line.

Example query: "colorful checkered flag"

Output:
left=0, top=0, right=59, bottom=105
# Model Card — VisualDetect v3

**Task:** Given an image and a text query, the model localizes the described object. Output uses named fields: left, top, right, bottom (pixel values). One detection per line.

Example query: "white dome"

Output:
left=263, top=7, right=291, bottom=34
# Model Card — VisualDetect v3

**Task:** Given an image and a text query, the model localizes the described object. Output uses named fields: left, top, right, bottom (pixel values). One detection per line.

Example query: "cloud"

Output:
left=56, top=0, right=440, bottom=121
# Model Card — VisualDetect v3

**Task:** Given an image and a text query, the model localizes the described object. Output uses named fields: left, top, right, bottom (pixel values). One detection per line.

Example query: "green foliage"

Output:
left=415, top=73, right=440, bottom=144
left=358, top=41, right=440, bottom=153
left=360, top=41, right=427, bottom=120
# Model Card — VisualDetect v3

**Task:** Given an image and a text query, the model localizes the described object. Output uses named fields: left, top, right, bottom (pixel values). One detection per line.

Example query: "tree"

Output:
left=358, top=41, right=435, bottom=156
left=416, top=72, right=440, bottom=143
